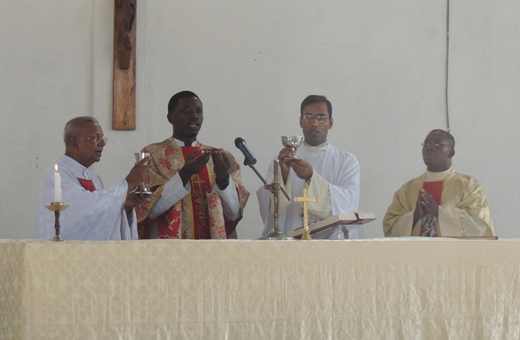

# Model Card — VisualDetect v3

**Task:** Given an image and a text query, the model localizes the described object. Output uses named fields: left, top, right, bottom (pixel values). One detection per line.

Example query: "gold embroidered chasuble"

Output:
left=383, top=168, right=495, bottom=237
left=136, top=137, right=249, bottom=239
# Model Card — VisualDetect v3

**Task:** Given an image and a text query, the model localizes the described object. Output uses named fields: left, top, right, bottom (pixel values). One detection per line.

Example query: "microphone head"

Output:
left=234, top=137, right=245, bottom=147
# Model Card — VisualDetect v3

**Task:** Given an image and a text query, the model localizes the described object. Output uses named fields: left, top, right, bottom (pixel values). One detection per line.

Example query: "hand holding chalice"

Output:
left=281, top=136, right=304, bottom=160
left=133, top=152, right=152, bottom=195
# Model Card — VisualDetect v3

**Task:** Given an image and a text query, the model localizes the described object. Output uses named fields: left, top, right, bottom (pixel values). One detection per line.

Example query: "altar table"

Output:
left=1, top=238, right=519, bottom=339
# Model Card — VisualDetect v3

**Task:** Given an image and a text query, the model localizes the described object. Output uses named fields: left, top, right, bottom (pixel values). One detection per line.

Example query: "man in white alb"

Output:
left=35, top=116, right=149, bottom=240
left=257, top=95, right=361, bottom=239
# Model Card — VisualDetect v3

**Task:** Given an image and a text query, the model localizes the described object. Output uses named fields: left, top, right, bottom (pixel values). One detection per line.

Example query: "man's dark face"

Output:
left=168, top=97, right=203, bottom=144
left=299, top=102, right=333, bottom=146
left=422, top=130, right=454, bottom=172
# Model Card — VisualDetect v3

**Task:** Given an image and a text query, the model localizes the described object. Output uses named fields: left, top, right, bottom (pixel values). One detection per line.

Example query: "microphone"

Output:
left=234, top=137, right=257, bottom=166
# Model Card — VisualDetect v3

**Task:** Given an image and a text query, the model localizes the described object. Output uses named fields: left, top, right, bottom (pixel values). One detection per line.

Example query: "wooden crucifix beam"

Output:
left=112, top=0, right=137, bottom=130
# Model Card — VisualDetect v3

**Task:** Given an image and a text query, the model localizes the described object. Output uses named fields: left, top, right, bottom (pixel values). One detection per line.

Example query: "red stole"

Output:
left=423, top=181, right=442, bottom=205
left=78, top=178, right=95, bottom=192
left=157, top=146, right=212, bottom=239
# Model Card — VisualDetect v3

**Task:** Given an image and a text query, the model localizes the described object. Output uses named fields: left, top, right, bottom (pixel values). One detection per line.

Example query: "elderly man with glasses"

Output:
left=383, top=129, right=495, bottom=237
left=257, top=95, right=361, bottom=239
left=35, top=116, right=149, bottom=240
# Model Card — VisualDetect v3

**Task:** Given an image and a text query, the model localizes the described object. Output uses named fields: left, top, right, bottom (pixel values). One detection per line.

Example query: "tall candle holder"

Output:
left=46, top=202, right=69, bottom=242
left=260, top=160, right=294, bottom=240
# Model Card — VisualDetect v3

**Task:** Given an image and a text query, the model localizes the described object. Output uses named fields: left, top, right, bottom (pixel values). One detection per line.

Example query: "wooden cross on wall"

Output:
left=113, top=0, right=137, bottom=130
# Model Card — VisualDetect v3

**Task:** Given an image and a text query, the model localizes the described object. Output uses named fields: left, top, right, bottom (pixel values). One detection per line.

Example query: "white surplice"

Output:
left=35, top=155, right=137, bottom=241
left=257, top=143, right=361, bottom=239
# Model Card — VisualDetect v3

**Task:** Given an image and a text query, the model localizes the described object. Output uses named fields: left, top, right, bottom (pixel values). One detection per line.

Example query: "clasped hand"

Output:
left=413, top=189, right=439, bottom=225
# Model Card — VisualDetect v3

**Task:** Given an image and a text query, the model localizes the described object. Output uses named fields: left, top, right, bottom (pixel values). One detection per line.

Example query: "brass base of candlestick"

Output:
left=260, top=231, right=295, bottom=241
left=46, top=202, right=69, bottom=212
left=46, top=202, right=69, bottom=242
left=301, top=230, right=312, bottom=240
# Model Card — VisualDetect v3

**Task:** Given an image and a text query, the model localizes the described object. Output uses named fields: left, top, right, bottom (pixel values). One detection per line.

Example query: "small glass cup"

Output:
left=134, top=152, right=152, bottom=195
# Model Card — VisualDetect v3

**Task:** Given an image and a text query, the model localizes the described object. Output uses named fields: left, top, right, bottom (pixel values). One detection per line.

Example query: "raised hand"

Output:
left=287, top=158, right=313, bottom=182
left=211, top=150, right=231, bottom=184
left=178, top=150, right=211, bottom=186
left=278, top=147, right=297, bottom=184
left=125, top=156, right=150, bottom=192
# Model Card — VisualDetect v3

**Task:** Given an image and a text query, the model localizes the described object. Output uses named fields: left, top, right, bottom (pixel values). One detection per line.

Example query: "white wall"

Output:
left=1, top=0, right=519, bottom=240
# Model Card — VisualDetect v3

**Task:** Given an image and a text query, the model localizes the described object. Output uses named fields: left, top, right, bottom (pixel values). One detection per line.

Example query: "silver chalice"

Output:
left=281, top=136, right=304, bottom=160
left=134, top=152, right=152, bottom=195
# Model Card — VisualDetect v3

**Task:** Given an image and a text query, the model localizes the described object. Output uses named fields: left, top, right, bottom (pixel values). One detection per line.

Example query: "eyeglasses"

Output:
left=421, top=142, right=449, bottom=148
left=178, top=109, right=203, bottom=115
left=302, top=113, right=329, bottom=123
left=80, top=136, right=108, bottom=145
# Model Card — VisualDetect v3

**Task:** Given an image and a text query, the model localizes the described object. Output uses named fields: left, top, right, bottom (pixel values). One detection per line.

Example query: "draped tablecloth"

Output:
left=1, top=238, right=520, bottom=339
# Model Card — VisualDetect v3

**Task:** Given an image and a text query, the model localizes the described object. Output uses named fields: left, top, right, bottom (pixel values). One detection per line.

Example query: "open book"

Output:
left=287, top=212, right=376, bottom=238
left=442, top=236, right=498, bottom=240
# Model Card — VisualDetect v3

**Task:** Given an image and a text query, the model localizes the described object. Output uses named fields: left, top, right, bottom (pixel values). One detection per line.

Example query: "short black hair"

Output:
left=167, top=91, right=201, bottom=113
left=429, top=129, right=455, bottom=148
left=300, top=95, right=332, bottom=118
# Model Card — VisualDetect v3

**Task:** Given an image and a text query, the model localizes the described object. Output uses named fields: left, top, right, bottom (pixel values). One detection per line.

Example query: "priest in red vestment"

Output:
left=136, top=91, right=249, bottom=239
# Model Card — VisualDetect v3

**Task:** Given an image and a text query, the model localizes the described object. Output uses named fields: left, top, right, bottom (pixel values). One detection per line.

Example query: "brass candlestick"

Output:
left=46, top=202, right=69, bottom=242
left=260, top=160, right=294, bottom=240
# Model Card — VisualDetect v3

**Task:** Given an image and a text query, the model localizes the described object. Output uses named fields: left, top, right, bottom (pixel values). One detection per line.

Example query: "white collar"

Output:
left=174, top=138, right=198, bottom=147
left=425, top=167, right=452, bottom=181
left=302, top=141, right=329, bottom=153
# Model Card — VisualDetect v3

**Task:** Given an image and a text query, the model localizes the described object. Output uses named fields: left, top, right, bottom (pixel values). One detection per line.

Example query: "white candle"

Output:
left=54, top=164, right=62, bottom=202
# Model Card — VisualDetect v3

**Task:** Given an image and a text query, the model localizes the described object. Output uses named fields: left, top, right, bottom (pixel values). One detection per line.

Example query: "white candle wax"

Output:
left=54, top=164, right=62, bottom=202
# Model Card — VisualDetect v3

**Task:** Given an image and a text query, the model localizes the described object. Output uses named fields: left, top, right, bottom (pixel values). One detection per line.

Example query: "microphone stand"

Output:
left=244, top=159, right=290, bottom=201
left=247, top=159, right=293, bottom=240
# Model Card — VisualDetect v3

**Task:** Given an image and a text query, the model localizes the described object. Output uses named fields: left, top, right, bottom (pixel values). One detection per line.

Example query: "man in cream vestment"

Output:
left=384, top=129, right=494, bottom=237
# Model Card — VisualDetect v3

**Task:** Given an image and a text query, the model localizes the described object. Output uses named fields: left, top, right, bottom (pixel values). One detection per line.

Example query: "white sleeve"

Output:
left=35, top=169, right=128, bottom=241
left=216, top=180, right=241, bottom=221
left=149, top=173, right=190, bottom=219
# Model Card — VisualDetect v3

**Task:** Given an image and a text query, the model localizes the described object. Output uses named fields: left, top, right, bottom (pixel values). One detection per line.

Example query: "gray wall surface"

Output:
left=1, top=0, right=518, bottom=239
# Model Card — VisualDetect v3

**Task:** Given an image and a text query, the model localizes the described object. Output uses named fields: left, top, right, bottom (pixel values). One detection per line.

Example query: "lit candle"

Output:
left=54, top=164, right=62, bottom=202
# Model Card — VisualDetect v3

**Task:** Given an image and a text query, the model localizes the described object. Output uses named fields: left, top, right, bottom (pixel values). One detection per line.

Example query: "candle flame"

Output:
left=55, top=164, right=58, bottom=172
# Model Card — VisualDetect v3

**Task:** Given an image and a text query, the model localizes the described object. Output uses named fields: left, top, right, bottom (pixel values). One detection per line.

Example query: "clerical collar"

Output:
left=174, top=138, right=198, bottom=147
left=425, top=167, right=452, bottom=182
left=303, top=141, right=329, bottom=153
left=62, top=155, right=91, bottom=180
